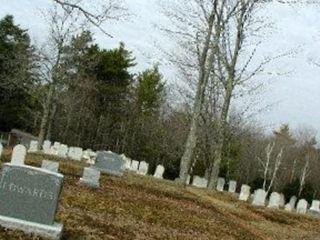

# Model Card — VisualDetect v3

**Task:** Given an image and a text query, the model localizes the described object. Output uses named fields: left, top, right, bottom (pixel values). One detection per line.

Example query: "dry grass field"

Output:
left=0, top=150, right=320, bottom=240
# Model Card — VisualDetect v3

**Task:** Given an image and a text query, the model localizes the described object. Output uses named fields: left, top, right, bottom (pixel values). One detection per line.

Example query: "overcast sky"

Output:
left=2, top=0, right=320, bottom=138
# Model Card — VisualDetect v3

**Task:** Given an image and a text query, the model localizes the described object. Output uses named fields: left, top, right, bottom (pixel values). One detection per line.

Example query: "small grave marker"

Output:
left=11, top=145, right=27, bottom=165
left=252, top=189, right=267, bottom=207
left=239, top=184, right=251, bottom=201
left=80, top=167, right=100, bottom=188
left=154, top=165, right=165, bottom=179
left=137, top=161, right=149, bottom=175
left=192, top=176, right=208, bottom=188
left=41, top=160, right=59, bottom=173
left=297, top=199, right=308, bottom=214
left=216, top=178, right=225, bottom=192
left=268, top=192, right=281, bottom=209
left=228, top=180, right=237, bottom=193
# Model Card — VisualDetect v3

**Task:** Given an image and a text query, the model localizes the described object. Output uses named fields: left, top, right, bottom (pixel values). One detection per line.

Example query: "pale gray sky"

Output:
left=1, top=0, right=320, bottom=137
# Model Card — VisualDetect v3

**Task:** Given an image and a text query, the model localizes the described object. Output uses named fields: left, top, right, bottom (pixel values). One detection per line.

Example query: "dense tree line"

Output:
left=1, top=11, right=320, bottom=202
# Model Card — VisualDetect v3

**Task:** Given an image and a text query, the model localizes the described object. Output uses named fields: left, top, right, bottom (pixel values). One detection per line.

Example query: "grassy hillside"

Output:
left=0, top=151, right=320, bottom=240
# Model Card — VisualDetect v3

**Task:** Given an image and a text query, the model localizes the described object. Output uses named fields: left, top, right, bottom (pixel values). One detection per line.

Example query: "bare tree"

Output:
left=53, top=0, right=128, bottom=38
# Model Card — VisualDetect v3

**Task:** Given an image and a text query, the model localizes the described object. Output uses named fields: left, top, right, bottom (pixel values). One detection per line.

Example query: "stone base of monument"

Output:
left=79, top=178, right=99, bottom=188
left=0, top=215, right=63, bottom=239
left=93, top=167, right=124, bottom=177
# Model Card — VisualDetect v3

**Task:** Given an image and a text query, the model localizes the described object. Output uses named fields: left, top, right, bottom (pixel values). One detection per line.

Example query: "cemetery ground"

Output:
left=0, top=150, right=320, bottom=240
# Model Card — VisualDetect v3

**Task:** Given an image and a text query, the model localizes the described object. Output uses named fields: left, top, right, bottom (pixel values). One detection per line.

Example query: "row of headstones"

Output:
left=190, top=176, right=320, bottom=216
left=123, top=156, right=165, bottom=179
left=29, top=140, right=96, bottom=162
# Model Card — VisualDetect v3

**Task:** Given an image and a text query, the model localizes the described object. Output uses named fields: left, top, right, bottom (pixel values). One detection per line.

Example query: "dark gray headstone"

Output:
left=0, top=163, right=63, bottom=225
left=93, top=151, right=125, bottom=176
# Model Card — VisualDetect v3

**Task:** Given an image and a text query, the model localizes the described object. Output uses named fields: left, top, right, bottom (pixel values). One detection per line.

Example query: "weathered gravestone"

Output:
left=309, top=200, right=320, bottom=217
left=130, top=160, right=139, bottom=172
left=0, top=163, right=63, bottom=239
left=154, top=165, right=165, bottom=179
left=41, top=160, right=59, bottom=173
left=57, top=144, right=68, bottom=158
left=28, top=140, right=39, bottom=153
left=93, top=151, right=125, bottom=176
left=297, top=199, right=308, bottom=214
left=68, top=147, right=83, bottom=161
left=268, top=192, right=281, bottom=209
left=252, top=189, right=267, bottom=207
left=0, top=143, right=3, bottom=158
left=239, top=184, right=251, bottom=201
left=228, top=180, right=237, bottom=193
left=138, top=161, right=149, bottom=175
left=42, top=140, right=51, bottom=155
left=285, top=196, right=297, bottom=211
left=11, top=145, right=27, bottom=165
left=79, top=167, right=100, bottom=188
left=192, top=176, right=208, bottom=188
left=216, top=178, right=225, bottom=192
left=50, top=142, right=60, bottom=156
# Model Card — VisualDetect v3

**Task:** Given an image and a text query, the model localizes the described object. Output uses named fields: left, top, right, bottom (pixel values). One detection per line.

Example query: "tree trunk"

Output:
left=46, top=103, right=57, bottom=141
left=208, top=84, right=233, bottom=189
left=38, top=85, right=54, bottom=149
left=178, top=11, right=216, bottom=184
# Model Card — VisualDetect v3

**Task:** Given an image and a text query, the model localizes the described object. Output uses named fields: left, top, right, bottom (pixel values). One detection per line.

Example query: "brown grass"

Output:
left=0, top=151, right=320, bottom=240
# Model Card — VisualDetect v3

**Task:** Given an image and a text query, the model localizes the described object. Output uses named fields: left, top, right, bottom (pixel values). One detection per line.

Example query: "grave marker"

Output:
left=137, top=161, right=149, bottom=175
left=80, top=167, right=100, bottom=188
left=28, top=140, right=39, bottom=153
left=285, top=196, right=297, bottom=212
left=93, top=151, right=126, bottom=176
left=192, top=176, right=208, bottom=188
left=309, top=200, right=320, bottom=213
left=11, top=145, right=26, bottom=165
left=0, top=163, right=64, bottom=239
left=216, top=178, right=225, bottom=192
left=42, top=140, right=51, bottom=154
left=57, top=144, right=68, bottom=158
left=297, top=199, right=308, bottom=214
left=252, top=189, right=267, bottom=207
left=154, top=165, right=165, bottom=179
left=268, top=192, right=281, bottom=209
left=239, top=185, right=251, bottom=201
left=228, top=180, right=237, bottom=193
left=41, top=160, right=59, bottom=173
left=130, top=160, right=139, bottom=172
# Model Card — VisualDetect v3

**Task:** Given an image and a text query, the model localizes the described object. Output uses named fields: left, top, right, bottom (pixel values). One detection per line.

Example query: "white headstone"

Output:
left=41, top=160, right=59, bottom=173
left=80, top=167, right=101, bottom=188
left=297, top=199, right=308, bottom=214
left=239, top=184, right=251, bottom=201
left=192, top=176, right=208, bottom=188
left=57, top=144, right=68, bottom=158
left=216, top=178, right=225, bottom=192
left=186, top=175, right=191, bottom=185
left=0, top=143, right=3, bottom=157
left=268, top=192, right=281, bottom=208
left=50, top=142, right=60, bottom=155
left=228, top=180, right=237, bottom=193
left=11, top=145, right=27, bottom=165
left=68, top=147, right=83, bottom=161
left=279, top=193, right=285, bottom=208
left=28, top=140, right=39, bottom=153
left=154, top=165, right=165, bottom=179
left=42, top=140, right=51, bottom=154
left=310, top=200, right=320, bottom=213
left=252, top=189, right=267, bottom=206
left=130, top=160, right=139, bottom=172
left=285, top=196, right=297, bottom=212
left=138, top=161, right=149, bottom=175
